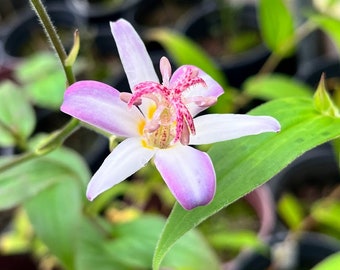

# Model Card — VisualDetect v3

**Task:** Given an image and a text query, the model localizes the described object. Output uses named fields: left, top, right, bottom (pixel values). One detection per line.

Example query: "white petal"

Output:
left=86, top=137, right=155, bottom=200
left=190, top=114, right=281, bottom=145
left=110, top=19, right=159, bottom=91
left=154, top=145, right=216, bottom=210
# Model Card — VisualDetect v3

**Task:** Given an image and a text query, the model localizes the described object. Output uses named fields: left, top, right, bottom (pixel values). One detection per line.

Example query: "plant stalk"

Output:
left=29, top=0, right=76, bottom=85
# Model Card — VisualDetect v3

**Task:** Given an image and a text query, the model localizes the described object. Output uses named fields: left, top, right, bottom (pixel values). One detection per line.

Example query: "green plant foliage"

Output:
left=76, top=218, right=128, bottom=270
left=277, top=193, right=305, bottom=230
left=313, top=74, right=339, bottom=117
left=15, top=52, right=66, bottom=109
left=152, top=97, right=340, bottom=269
left=244, top=74, right=313, bottom=100
left=311, top=200, right=340, bottom=232
left=77, top=215, right=219, bottom=270
left=0, top=81, right=35, bottom=147
left=25, top=179, right=82, bottom=270
left=312, top=252, right=340, bottom=270
left=207, top=231, right=265, bottom=251
left=0, top=147, right=89, bottom=210
left=258, top=0, right=295, bottom=56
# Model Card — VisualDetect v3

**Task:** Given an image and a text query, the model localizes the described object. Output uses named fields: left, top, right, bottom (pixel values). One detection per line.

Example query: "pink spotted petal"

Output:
left=61, top=80, right=143, bottom=137
left=87, top=137, right=156, bottom=201
left=190, top=114, right=281, bottom=145
left=154, top=145, right=216, bottom=210
left=110, top=19, right=159, bottom=91
left=170, top=65, right=224, bottom=116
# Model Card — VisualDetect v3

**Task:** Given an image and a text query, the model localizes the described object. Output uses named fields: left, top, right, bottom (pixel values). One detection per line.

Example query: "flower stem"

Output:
left=0, top=152, right=37, bottom=173
left=0, top=1, right=81, bottom=173
left=29, top=0, right=76, bottom=85
left=36, top=118, right=80, bottom=155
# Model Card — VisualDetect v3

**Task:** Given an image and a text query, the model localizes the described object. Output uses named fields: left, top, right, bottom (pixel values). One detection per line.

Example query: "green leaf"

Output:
left=310, top=14, right=340, bottom=54
left=258, top=0, right=295, bottom=56
left=311, top=200, right=340, bottom=231
left=277, top=193, right=305, bottom=230
left=244, top=74, right=313, bottom=100
left=153, top=97, right=340, bottom=269
left=106, top=215, right=219, bottom=270
left=313, top=73, right=339, bottom=117
left=312, top=252, right=340, bottom=270
left=24, top=177, right=82, bottom=270
left=76, top=218, right=127, bottom=270
left=0, top=81, right=35, bottom=147
left=15, top=52, right=66, bottom=109
left=65, top=30, right=80, bottom=67
left=146, top=28, right=228, bottom=90
left=208, top=231, right=265, bottom=251
left=0, top=147, right=89, bottom=210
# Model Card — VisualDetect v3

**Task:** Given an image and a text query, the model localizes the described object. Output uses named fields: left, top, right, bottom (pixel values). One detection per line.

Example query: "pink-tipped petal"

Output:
left=154, top=145, right=216, bottom=210
left=171, top=65, right=224, bottom=116
left=110, top=19, right=159, bottom=91
left=61, top=80, right=144, bottom=138
left=86, top=137, right=155, bottom=200
left=190, top=114, right=281, bottom=145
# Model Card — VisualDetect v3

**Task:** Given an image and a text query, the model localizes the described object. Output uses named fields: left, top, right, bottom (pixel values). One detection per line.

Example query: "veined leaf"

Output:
left=0, top=147, right=89, bottom=210
left=153, top=97, right=340, bottom=269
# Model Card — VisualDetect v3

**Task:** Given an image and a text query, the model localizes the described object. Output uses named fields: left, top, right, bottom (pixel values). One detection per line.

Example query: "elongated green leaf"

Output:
left=22, top=148, right=90, bottom=270
left=244, top=74, right=313, bottom=100
left=312, top=252, right=340, bottom=270
left=146, top=28, right=228, bottom=90
left=277, top=193, right=305, bottom=230
left=106, top=215, right=219, bottom=270
left=258, top=0, right=295, bottom=56
left=0, top=81, right=35, bottom=147
left=15, top=52, right=66, bottom=109
left=310, top=14, right=340, bottom=55
left=0, top=147, right=89, bottom=210
left=25, top=177, right=82, bottom=270
left=76, top=218, right=127, bottom=270
left=153, top=97, right=340, bottom=269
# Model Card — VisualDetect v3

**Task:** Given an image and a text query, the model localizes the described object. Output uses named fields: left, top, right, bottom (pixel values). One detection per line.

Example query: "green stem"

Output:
left=29, top=0, right=76, bottom=85
left=0, top=2, right=83, bottom=174
left=36, top=118, right=80, bottom=155
left=0, top=119, right=28, bottom=151
left=0, top=118, right=80, bottom=173
left=0, top=152, right=37, bottom=173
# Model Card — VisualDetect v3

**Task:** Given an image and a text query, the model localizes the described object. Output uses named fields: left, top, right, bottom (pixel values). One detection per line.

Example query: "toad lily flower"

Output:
left=61, top=19, right=280, bottom=210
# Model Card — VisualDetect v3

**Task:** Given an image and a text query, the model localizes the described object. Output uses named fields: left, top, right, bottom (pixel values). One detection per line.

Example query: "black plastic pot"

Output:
left=230, top=232, right=340, bottom=270
left=296, top=56, right=340, bottom=89
left=67, top=0, right=141, bottom=25
left=0, top=0, right=28, bottom=30
left=3, top=5, right=82, bottom=59
left=177, top=2, right=298, bottom=88
left=130, top=0, right=202, bottom=32
left=176, top=2, right=268, bottom=88
left=0, top=254, right=38, bottom=270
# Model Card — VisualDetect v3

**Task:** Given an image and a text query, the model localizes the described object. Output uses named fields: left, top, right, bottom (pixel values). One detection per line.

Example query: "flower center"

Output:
left=144, top=107, right=174, bottom=149
left=121, top=56, right=214, bottom=149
